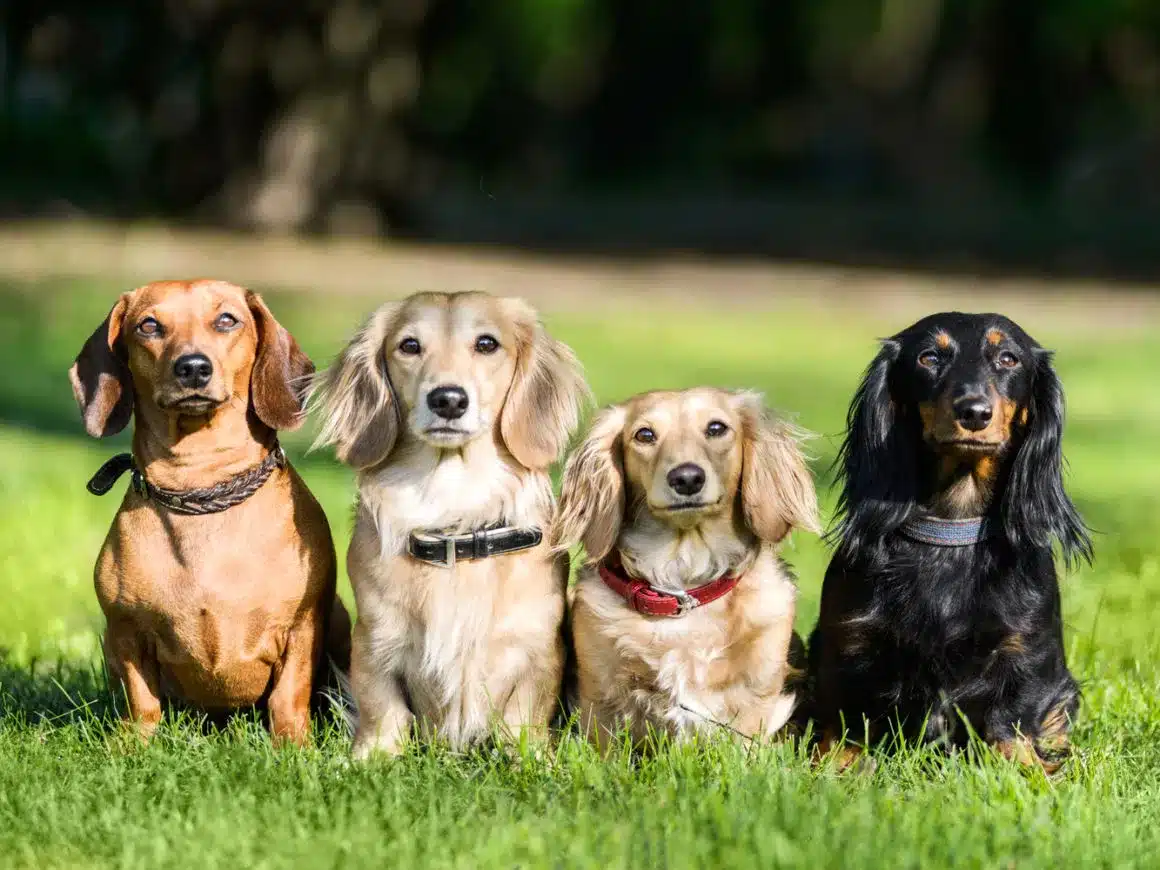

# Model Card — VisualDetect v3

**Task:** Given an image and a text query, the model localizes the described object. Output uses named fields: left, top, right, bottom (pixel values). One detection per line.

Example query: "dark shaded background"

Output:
left=3, top=0, right=1160, bottom=276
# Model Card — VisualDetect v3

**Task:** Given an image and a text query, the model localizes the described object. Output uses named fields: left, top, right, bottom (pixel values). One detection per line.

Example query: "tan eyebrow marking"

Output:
left=986, top=329, right=1006, bottom=346
left=935, top=332, right=951, bottom=349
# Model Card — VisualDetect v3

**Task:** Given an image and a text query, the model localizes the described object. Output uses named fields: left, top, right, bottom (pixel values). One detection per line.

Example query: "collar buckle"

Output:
left=667, top=587, right=699, bottom=618
left=444, top=535, right=456, bottom=570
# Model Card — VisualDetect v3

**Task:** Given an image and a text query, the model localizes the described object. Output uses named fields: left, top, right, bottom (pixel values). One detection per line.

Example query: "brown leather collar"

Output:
left=86, top=443, right=286, bottom=516
left=597, top=555, right=741, bottom=618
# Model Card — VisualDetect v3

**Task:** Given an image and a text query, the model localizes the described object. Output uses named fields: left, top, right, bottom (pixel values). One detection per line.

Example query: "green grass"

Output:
left=1, top=276, right=1158, bottom=869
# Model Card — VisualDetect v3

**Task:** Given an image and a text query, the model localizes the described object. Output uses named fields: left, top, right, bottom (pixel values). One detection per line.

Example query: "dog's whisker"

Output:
left=677, top=704, right=758, bottom=743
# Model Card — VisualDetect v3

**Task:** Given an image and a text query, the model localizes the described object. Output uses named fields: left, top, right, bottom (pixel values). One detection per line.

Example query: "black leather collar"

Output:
left=406, top=525, right=543, bottom=568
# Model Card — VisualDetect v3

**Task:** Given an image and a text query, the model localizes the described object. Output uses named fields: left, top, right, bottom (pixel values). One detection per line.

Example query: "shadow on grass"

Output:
left=0, top=653, right=114, bottom=725
left=0, top=651, right=352, bottom=743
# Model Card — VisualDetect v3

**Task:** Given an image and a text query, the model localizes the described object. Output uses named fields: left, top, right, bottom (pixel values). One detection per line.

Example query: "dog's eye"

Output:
left=918, top=350, right=940, bottom=369
left=137, top=317, right=162, bottom=337
left=633, top=427, right=656, bottom=444
left=474, top=334, right=499, bottom=354
left=398, top=337, right=422, bottom=355
left=214, top=313, right=239, bottom=332
left=997, top=351, right=1020, bottom=369
left=705, top=420, right=729, bottom=438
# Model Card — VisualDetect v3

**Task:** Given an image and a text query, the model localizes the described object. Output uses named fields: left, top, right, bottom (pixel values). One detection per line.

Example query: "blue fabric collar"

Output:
left=898, top=515, right=988, bottom=547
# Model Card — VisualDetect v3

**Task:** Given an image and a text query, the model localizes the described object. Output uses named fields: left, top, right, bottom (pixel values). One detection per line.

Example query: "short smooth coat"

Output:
left=71, top=279, right=349, bottom=743
left=96, top=462, right=338, bottom=712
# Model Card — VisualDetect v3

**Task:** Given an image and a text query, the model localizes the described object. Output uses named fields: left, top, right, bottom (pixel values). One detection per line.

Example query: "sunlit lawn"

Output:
left=0, top=275, right=1157, bottom=869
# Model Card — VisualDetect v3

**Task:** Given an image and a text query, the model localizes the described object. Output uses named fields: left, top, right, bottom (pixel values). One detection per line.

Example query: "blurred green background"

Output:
left=5, top=0, right=1160, bottom=272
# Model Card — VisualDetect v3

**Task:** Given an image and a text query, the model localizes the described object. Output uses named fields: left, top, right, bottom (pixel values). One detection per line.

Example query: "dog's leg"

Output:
left=991, top=725, right=1069, bottom=775
left=1030, top=696, right=1074, bottom=774
left=813, top=728, right=870, bottom=772
left=730, top=689, right=798, bottom=742
left=104, top=621, right=163, bottom=740
left=350, top=619, right=414, bottom=759
left=267, top=614, right=322, bottom=746
left=729, top=613, right=801, bottom=741
left=496, top=667, right=557, bottom=748
left=351, top=674, right=413, bottom=758
left=986, top=681, right=1076, bottom=776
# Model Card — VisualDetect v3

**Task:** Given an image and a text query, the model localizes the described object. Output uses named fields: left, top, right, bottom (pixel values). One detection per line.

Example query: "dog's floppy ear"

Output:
left=829, top=338, right=918, bottom=557
left=1003, top=348, right=1093, bottom=567
left=69, top=294, right=134, bottom=438
left=310, top=302, right=401, bottom=470
left=552, top=404, right=627, bottom=562
left=500, top=300, right=592, bottom=471
left=247, top=291, right=315, bottom=431
left=734, top=392, right=820, bottom=543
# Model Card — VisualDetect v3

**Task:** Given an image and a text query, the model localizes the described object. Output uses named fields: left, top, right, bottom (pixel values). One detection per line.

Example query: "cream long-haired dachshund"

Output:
left=553, top=388, right=819, bottom=748
left=311, top=291, right=590, bottom=757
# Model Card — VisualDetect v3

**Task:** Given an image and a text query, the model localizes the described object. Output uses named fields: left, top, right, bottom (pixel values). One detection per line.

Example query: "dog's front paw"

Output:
left=992, top=736, right=1070, bottom=777
left=811, top=731, right=877, bottom=775
left=351, top=725, right=411, bottom=761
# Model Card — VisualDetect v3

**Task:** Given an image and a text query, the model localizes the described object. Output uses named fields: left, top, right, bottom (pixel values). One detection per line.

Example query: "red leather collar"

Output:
left=597, top=556, right=741, bottom=617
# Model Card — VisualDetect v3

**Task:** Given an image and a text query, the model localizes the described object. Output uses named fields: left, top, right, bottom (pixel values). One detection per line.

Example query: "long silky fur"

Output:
left=1002, top=349, right=1093, bottom=568
left=806, top=314, right=1093, bottom=767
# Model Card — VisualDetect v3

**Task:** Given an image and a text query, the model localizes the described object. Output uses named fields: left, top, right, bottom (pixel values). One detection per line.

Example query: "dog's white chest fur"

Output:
left=402, top=564, right=541, bottom=740
left=353, top=548, right=563, bottom=749
left=347, top=453, right=561, bottom=751
left=630, top=620, right=733, bottom=732
left=599, top=595, right=736, bottom=732
left=361, top=450, right=545, bottom=555
left=574, top=552, right=798, bottom=743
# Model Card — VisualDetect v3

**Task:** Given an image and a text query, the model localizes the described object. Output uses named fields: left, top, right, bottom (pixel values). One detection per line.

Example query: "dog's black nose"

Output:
left=173, top=353, right=213, bottom=389
left=954, top=397, right=993, bottom=431
left=427, top=385, right=469, bottom=420
left=667, top=463, right=706, bottom=496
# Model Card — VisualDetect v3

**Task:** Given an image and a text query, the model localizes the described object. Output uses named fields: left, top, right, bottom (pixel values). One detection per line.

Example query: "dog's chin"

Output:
left=933, top=438, right=1006, bottom=457
left=650, top=498, right=725, bottom=528
left=418, top=426, right=480, bottom=449
left=157, top=394, right=225, bottom=417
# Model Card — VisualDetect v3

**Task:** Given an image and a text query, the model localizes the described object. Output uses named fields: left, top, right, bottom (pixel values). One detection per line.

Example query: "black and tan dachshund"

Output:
left=806, top=312, right=1092, bottom=773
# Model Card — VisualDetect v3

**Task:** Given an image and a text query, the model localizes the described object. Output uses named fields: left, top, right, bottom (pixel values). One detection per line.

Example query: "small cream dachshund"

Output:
left=311, top=291, right=590, bottom=757
left=553, top=388, right=819, bottom=749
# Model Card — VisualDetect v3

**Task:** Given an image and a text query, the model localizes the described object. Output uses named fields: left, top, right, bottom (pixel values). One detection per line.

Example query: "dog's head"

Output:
left=901, top=313, right=1039, bottom=458
left=553, top=388, right=819, bottom=566
left=69, top=280, right=313, bottom=437
left=311, top=291, right=590, bottom=471
left=832, top=311, right=1091, bottom=565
